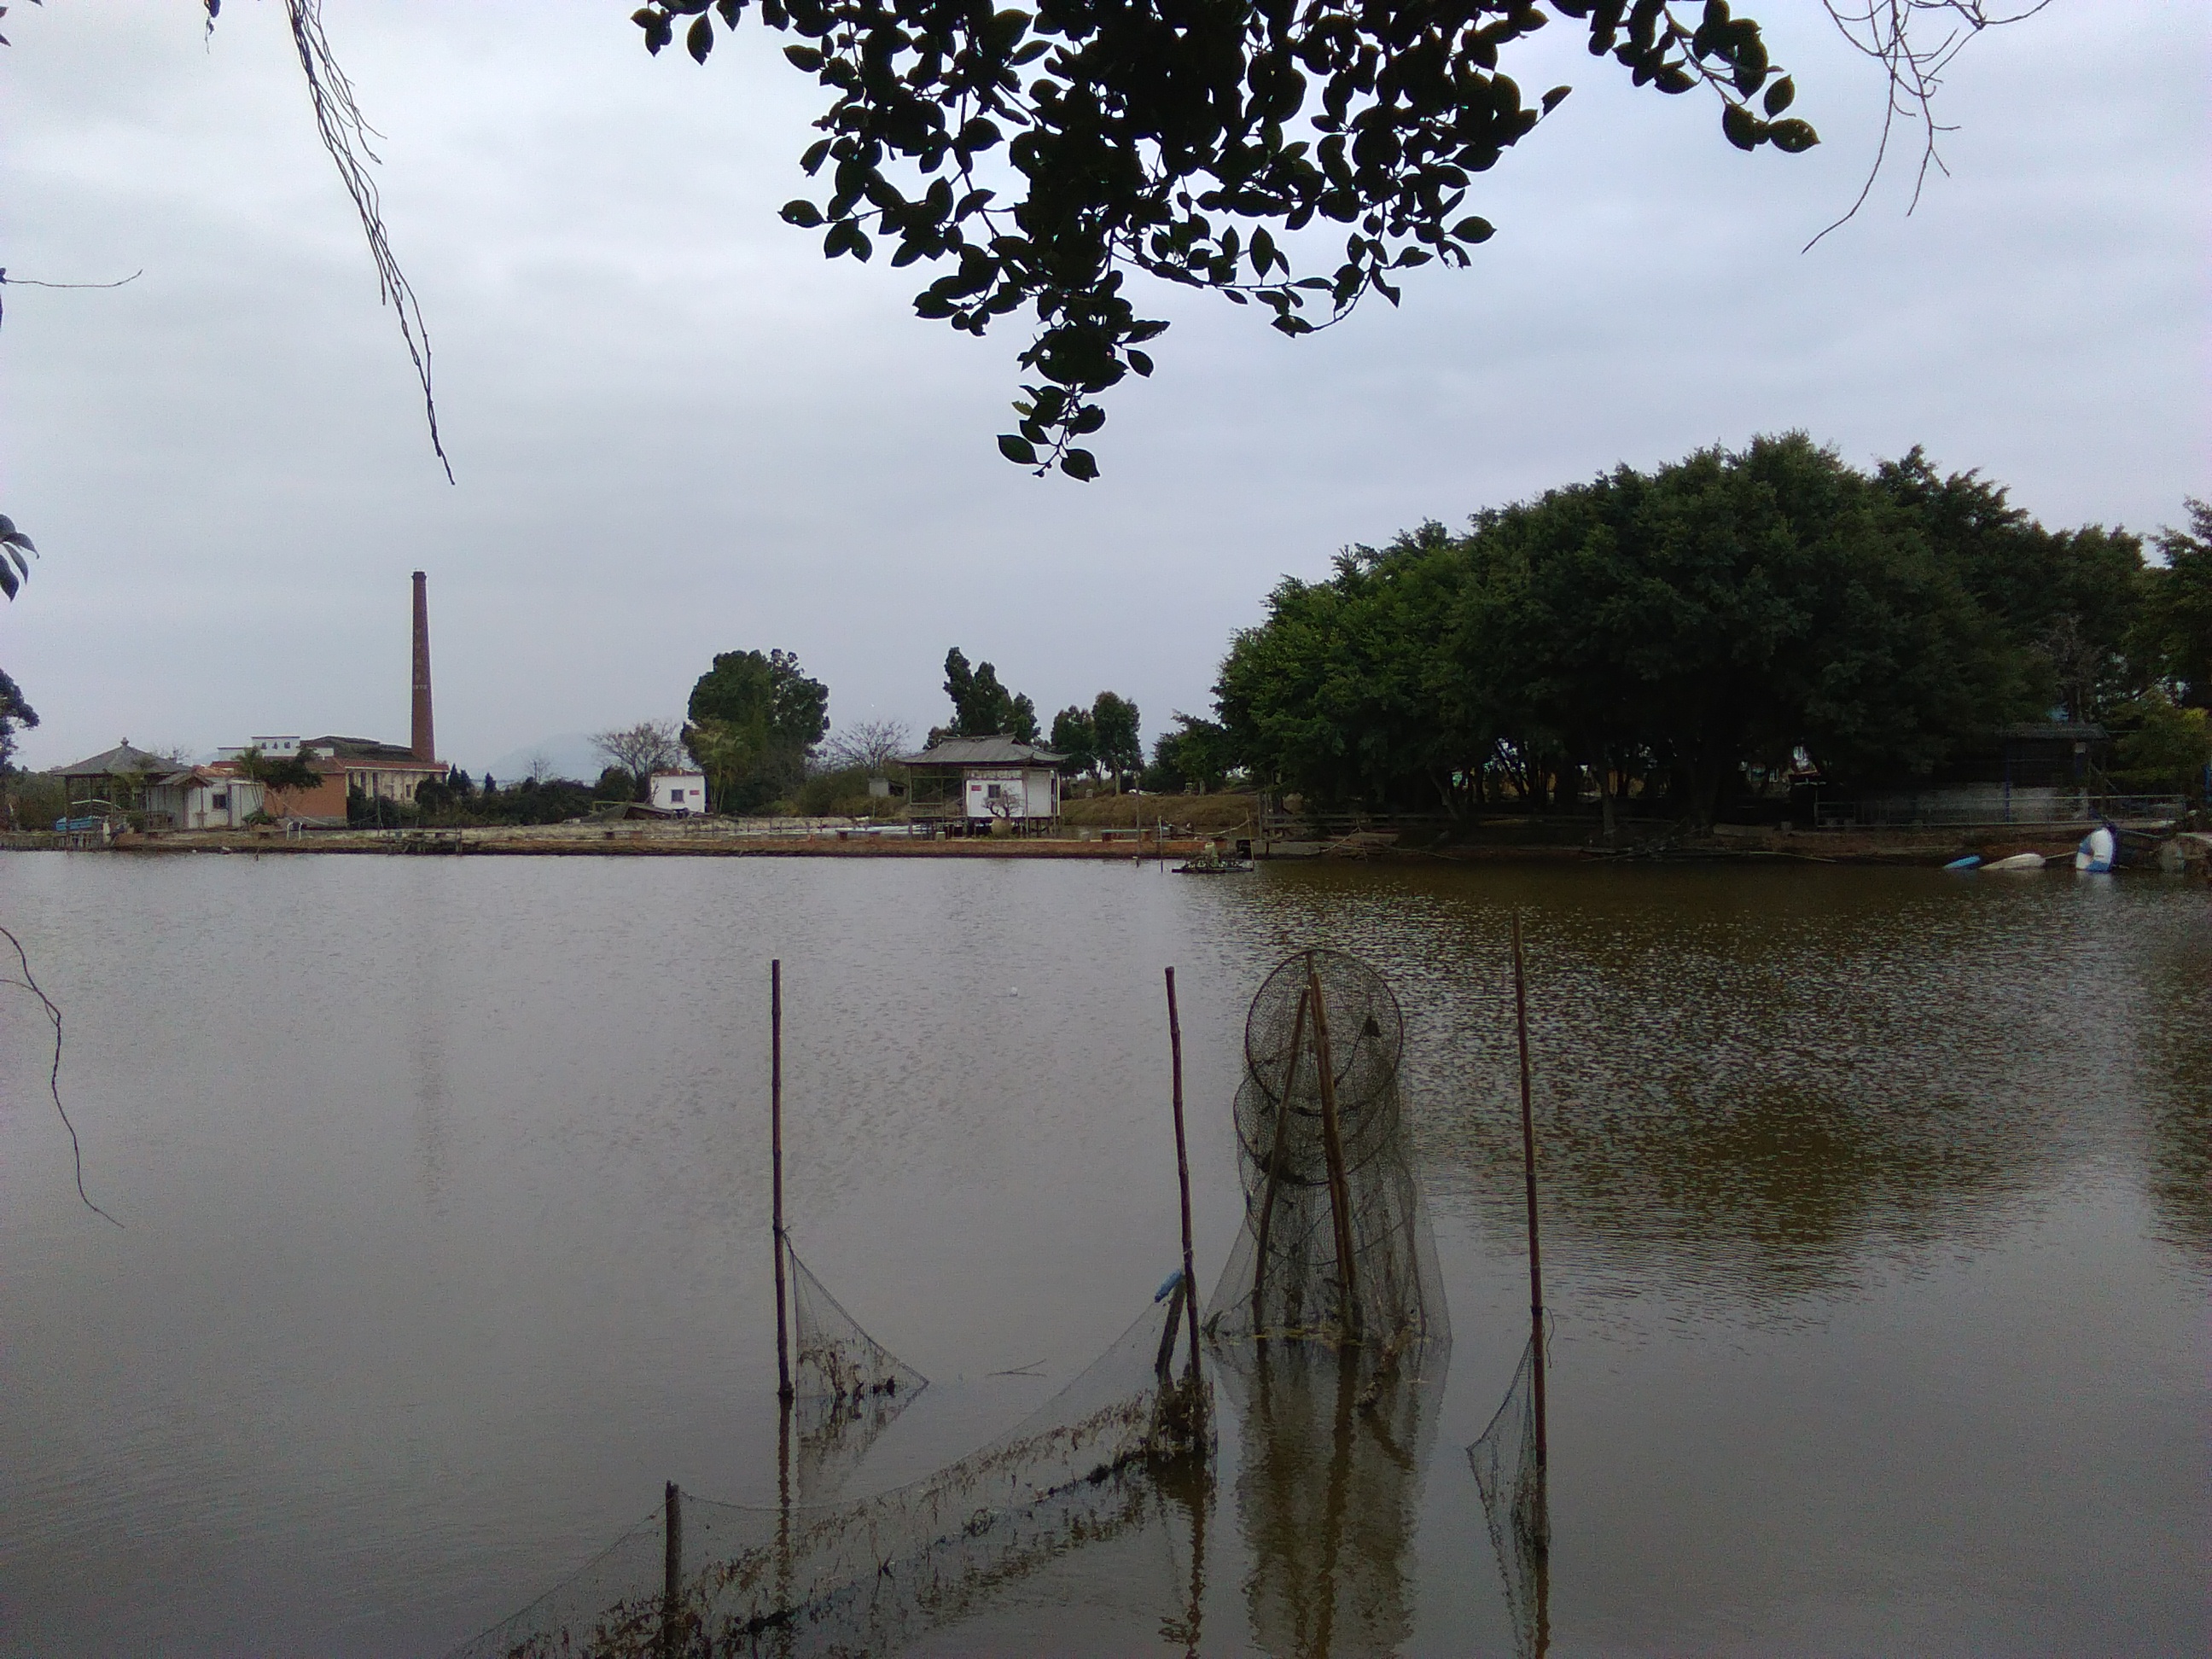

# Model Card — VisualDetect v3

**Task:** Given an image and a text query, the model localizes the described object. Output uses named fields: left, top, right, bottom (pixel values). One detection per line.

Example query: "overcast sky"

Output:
left=2, top=3, right=2203, bottom=773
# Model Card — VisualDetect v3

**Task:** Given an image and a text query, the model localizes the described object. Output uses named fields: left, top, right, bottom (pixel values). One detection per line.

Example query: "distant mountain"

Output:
left=481, top=733, right=607, bottom=786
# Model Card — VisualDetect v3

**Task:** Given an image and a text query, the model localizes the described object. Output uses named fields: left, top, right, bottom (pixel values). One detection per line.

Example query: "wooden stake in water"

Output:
left=1306, top=955, right=1360, bottom=1337
left=1165, top=968, right=1202, bottom=1394
left=771, top=959, right=792, bottom=1404
left=661, top=1480, right=684, bottom=1659
left=1250, top=986, right=1309, bottom=1336
left=1510, top=916, right=1547, bottom=1476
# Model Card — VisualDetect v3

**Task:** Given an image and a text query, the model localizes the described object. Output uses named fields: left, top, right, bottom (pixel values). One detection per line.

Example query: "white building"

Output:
left=649, top=770, right=709, bottom=814
left=899, top=736, right=1066, bottom=825
left=143, top=766, right=265, bottom=830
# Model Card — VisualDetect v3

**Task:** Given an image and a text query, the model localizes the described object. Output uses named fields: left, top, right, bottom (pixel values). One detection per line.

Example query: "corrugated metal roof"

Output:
left=899, top=735, right=1066, bottom=766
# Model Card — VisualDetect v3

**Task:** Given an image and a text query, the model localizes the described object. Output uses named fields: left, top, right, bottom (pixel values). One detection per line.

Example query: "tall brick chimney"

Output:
left=410, top=570, right=436, bottom=762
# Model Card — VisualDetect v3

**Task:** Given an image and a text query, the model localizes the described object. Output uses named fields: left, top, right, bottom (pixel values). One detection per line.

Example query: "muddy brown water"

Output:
left=0, top=853, right=2203, bottom=1656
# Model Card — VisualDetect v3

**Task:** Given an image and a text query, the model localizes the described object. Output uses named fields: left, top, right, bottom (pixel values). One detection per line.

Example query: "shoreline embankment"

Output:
left=6, top=821, right=2194, bottom=867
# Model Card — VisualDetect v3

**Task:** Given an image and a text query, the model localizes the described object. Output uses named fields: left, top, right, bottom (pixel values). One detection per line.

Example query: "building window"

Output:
left=211, top=793, right=230, bottom=810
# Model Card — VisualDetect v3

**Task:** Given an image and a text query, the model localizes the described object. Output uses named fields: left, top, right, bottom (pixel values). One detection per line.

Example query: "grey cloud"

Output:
left=3, top=3, right=2201, bottom=772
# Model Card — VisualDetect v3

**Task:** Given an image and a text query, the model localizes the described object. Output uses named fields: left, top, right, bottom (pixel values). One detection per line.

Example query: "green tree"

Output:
left=0, top=668, right=38, bottom=775
left=1090, top=691, right=1143, bottom=789
left=685, top=648, right=830, bottom=812
left=1146, top=713, right=1237, bottom=793
left=632, top=0, right=1828, bottom=474
left=1049, top=705, right=1097, bottom=776
left=1218, top=526, right=1474, bottom=811
left=233, top=743, right=324, bottom=795
left=1874, top=450, right=2148, bottom=719
left=1220, top=434, right=2067, bottom=828
left=2110, top=691, right=2211, bottom=798
left=937, top=648, right=1039, bottom=742
left=2145, top=499, right=2212, bottom=708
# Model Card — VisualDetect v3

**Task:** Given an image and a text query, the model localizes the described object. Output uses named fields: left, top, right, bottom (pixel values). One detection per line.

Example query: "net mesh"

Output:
left=1202, top=949, right=1453, bottom=1653
left=446, top=1280, right=1209, bottom=1659
left=1467, top=1334, right=1551, bottom=1659
left=1204, top=949, right=1448, bottom=1394
left=784, top=1237, right=928, bottom=1503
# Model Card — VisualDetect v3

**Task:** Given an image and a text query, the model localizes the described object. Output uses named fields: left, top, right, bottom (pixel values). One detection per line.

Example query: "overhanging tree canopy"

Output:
left=633, top=0, right=1820, bottom=475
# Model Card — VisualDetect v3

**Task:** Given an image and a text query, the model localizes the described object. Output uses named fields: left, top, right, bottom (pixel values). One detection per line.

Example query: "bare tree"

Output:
left=823, top=719, right=912, bottom=777
left=1808, top=1, right=2056, bottom=248
left=592, top=720, right=685, bottom=788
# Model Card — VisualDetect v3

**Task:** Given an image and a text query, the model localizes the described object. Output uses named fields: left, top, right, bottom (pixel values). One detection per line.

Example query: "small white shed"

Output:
left=649, top=770, right=709, bottom=814
left=144, top=768, right=265, bottom=830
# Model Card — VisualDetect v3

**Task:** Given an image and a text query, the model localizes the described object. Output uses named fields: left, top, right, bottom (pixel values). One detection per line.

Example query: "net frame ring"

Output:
left=1243, top=948, right=1405, bottom=1112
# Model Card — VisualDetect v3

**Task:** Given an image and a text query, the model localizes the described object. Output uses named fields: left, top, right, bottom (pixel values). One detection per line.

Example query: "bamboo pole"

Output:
left=1250, top=986, right=1309, bottom=1334
left=771, top=959, right=792, bottom=1404
left=1510, top=916, right=1546, bottom=1476
left=1165, top=968, right=1202, bottom=1394
left=661, top=1481, right=683, bottom=1659
left=1305, top=955, right=1360, bottom=1337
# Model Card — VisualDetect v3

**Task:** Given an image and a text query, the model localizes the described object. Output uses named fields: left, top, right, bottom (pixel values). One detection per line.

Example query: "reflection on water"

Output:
left=1220, top=866, right=2212, bottom=1300
left=1466, top=1338, right=1549, bottom=1659
left=0, top=855, right=2204, bottom=1656
left=2139, top=912, right=2212, bottom=1257
left=1224, top=1339, right=1444, bottom=1658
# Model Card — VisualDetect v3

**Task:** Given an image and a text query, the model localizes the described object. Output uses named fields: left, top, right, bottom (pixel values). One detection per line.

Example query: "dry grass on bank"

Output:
left=1057, top=791, right=1264, bottom=833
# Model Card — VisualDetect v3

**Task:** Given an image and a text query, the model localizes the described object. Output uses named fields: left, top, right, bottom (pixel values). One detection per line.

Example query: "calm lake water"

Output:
left=1, top=852, right=2204, bottom=1656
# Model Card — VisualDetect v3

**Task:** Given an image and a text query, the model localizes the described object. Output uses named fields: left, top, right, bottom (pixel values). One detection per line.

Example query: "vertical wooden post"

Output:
left=775, top=1394, right=794, bottom=1659
left=661, top=1480, right=683, bottom=1659
left=1305, top=956, right=1360, bottom=1336
left=1250, top=987, right=1308, bottom=1335
left=1510, top=916, right=1546, bottom=1475
left=771, top=960, right=792, bottom=1404
left=1165, top=968, right=1202, bottom=1394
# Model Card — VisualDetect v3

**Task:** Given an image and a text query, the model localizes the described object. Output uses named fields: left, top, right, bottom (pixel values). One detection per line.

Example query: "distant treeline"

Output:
left=1211, top=435, right=2212, bottom=824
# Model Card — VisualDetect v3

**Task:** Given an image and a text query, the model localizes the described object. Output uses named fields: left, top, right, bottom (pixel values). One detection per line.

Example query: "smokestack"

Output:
left=410, top=570, right=436, bottom=762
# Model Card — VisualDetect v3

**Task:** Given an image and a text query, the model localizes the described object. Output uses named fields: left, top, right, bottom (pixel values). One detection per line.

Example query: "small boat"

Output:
left=1944, top=855, right=1982, bottom=870
left=1174, top=842, right=1252, bottom=875
left=1984, top=852, right=2046, bottom=872
left=2075, top=825, right=2116, bottom=874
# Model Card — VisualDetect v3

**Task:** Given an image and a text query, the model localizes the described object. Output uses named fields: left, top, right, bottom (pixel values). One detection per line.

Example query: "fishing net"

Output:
left=1467, top=1335, right=1551, bottom=1659
left=1193, top=950, right=1452, bottom=1653
left=1205, top=949, right=1448, bottom=1394
left=446, top=1275, right=1210, bottom=1659
left=1224, top=1326, right=1442, bottom=1656
left=783, top=1237, right=928, bottom=1503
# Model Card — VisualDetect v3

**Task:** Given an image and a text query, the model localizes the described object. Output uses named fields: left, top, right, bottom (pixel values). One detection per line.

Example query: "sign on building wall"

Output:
left=965, top=769, right=1029, bottom=819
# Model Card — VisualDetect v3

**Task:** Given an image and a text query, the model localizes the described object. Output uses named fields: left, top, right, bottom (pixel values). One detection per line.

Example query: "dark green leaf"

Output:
left=1059, top=448, right=1099, bottom=481
left=1762, top=73, right=1794, bottom=115
left=685, top=15, right=713, bottom=62
left=998, top=434, right=1038, bottom=464
left=781, top=199, right=824, bottom=227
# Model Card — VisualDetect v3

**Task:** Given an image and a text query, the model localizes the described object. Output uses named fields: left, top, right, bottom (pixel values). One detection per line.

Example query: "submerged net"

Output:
left=1205, top=949, right=1448, bottom=1394
left=1202, top=949, right=1452, bottom=1651
left=1467, top=1334, right=1551, bottom=1659
left=1223, top=1325, right=1443, bottom=1656
left=784, top=1237, right=928, bottom=1502
left=447, top=1276, right=1210, bottom=1659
